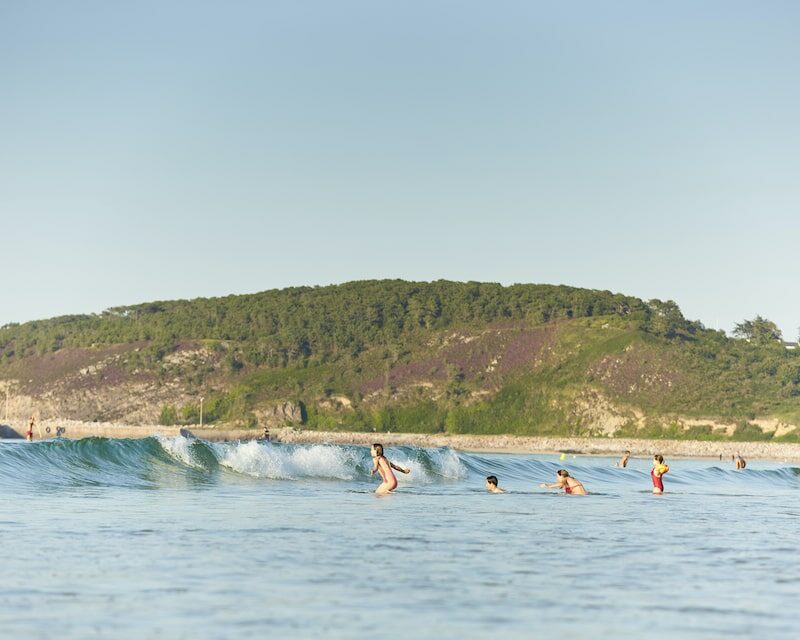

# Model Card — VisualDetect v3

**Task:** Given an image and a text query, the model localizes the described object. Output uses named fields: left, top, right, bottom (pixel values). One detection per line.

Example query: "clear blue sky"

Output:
left=2, top=1, right=798, bottom=339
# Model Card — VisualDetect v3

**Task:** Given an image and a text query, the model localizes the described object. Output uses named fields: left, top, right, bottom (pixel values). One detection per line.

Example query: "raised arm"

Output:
left=390, top=461, right=410, bottom=474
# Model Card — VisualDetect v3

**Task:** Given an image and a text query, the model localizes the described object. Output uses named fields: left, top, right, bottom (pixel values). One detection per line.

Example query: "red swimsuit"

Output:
left=651, top=468, right=664, bottom=492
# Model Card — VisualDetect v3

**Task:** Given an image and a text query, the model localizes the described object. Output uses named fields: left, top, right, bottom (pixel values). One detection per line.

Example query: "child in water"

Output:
left=485, top=475, right=506, bottom=493
left=652, top=454, right=669, bottom=494
left=370, top=443, right=410, bottom=495
left=540, top=469, right=587, bottom=495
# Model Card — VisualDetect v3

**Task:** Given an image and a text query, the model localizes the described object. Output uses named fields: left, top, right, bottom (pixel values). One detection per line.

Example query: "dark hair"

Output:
left=654, top=454, right=664, bottom=464
left=557, top=469, right=570, bottom=478
left=624, top=450, right=631, bottom=455
left=486, top=475, right=498, bottom=486
left=372, top=443, right=384, bottom=457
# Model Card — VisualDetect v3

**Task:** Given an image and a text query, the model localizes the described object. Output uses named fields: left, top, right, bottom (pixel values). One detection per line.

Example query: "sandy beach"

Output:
left=4, top=418, right=800, bottom=461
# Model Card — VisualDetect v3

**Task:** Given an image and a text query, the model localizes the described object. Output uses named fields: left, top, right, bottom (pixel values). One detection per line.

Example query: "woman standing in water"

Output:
left=370, top=444, right=410, bottom=495
left=652, top=454, right=669, bottom=494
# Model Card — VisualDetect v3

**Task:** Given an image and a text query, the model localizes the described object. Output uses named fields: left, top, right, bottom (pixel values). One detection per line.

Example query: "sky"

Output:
left=1, top=1, right=798, bottom=339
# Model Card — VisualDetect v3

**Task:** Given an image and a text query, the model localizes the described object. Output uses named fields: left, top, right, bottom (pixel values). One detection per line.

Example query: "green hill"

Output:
left=1, top=280, right=799, bottom=440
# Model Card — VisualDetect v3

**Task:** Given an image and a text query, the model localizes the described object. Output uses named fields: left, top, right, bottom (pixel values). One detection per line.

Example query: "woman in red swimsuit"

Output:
left=651, top=454, right=669, bottom=494
left=540, top=469, right=587, bottom=495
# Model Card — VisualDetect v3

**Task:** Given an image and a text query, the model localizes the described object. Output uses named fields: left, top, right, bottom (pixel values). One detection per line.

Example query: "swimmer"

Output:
left=735, top=454, right=746, bottom=470
left=652, top=454, right=669, bottom=494
left=370, top=443, right=410, bottom=495
left=26, top=416, right=35, bottom=442
left=540, top=469, right=587, bottom=495
left=617, top=450, right=631, bottom=468
left=485, top=475, right=506, bottom=493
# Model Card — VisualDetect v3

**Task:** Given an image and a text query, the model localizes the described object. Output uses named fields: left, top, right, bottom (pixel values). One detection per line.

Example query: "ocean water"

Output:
left=1, top=437, right=798, bottom=639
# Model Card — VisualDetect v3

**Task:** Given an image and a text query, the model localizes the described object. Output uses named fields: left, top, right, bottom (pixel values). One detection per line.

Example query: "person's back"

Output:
left=563, top=475, right=587, bottom=495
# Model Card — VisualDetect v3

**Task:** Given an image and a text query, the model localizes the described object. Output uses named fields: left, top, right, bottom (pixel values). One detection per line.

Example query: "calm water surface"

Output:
left=1, top=437, right=798, bottom=639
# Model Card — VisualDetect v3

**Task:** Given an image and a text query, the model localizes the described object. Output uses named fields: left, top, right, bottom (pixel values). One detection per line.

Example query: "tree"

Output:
left=733, top=316, right=782, bottom=345
left=645, top=300, right=686, bottom=339
left=159, top=405, right=178, bottom=426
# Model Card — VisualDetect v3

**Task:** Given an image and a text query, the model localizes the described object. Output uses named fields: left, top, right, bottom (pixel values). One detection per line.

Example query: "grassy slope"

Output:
left=205, top=315, right=800, bottom=440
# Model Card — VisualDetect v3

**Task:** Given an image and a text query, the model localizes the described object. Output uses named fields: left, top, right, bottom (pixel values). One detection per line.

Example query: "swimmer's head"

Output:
left=653, top=454, right=664, bottom=464
left=486, top=475, right=499, bottom=487
left=557, top=469, right=570, bottom=478
left=371, top=443, right=384, bottom=457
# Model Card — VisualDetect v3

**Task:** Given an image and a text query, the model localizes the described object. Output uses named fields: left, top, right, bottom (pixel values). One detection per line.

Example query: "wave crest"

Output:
left=0, top=437, right=797, bottom=490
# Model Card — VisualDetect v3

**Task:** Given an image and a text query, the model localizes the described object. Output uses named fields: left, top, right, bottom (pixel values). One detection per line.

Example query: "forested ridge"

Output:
left=1, top=280, right=655, bottom=364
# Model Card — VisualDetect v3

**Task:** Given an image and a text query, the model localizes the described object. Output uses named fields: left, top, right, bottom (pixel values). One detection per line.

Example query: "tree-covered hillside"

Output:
left=1, top=280, right=798, bottom=440
left=1, top=280, right=653, bottom=364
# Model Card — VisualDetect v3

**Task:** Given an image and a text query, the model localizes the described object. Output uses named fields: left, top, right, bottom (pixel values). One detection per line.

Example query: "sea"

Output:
left=1, top=436, right=798, bottom=639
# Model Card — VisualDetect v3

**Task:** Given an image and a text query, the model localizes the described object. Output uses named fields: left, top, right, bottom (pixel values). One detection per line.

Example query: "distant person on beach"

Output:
left=370, top=443, right=410, bottom=495
left=486, top=475, right=506, bottom=493
left=735, top=454, right=746, bottom=470
left=652, top=454, right=669, bottom=494
left=26, top=416, right=35, bottom=441
left=617, top=451, right=631, bottom=468
left=540, top=469, right=587, bottom=495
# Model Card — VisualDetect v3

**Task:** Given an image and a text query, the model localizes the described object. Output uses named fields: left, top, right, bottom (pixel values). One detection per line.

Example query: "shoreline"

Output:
left=0, top=418, right=257, bottom=443
left=270, top=429, right=800, bottom=461
left=3, top=418, right=800, bottom=461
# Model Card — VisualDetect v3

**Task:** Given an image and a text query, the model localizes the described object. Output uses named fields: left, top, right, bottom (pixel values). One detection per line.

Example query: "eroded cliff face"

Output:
left=3, top=372, right=791, bottom=441
left=257, top=401, right=305, bottom=428
left=2, top=382, right=192, bottom=424
left=0, top=325, right=558, bottom=424
left=0, top=342, right=216, bottom=423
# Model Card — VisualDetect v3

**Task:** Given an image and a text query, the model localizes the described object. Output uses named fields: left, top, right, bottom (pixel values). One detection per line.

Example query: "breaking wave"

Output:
left=0, top=436, right=797, bottom=491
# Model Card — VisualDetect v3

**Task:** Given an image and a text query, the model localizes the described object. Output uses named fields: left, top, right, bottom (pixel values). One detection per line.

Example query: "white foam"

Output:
left=289, top=445, right=357, bottom=480
left=156, top=435, right=202, bottom=468
left=388, top=448, right=467, bottom=484
left=214, top=441, right=359, bottom=480
left=434, top=448, right=468, bottom=480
